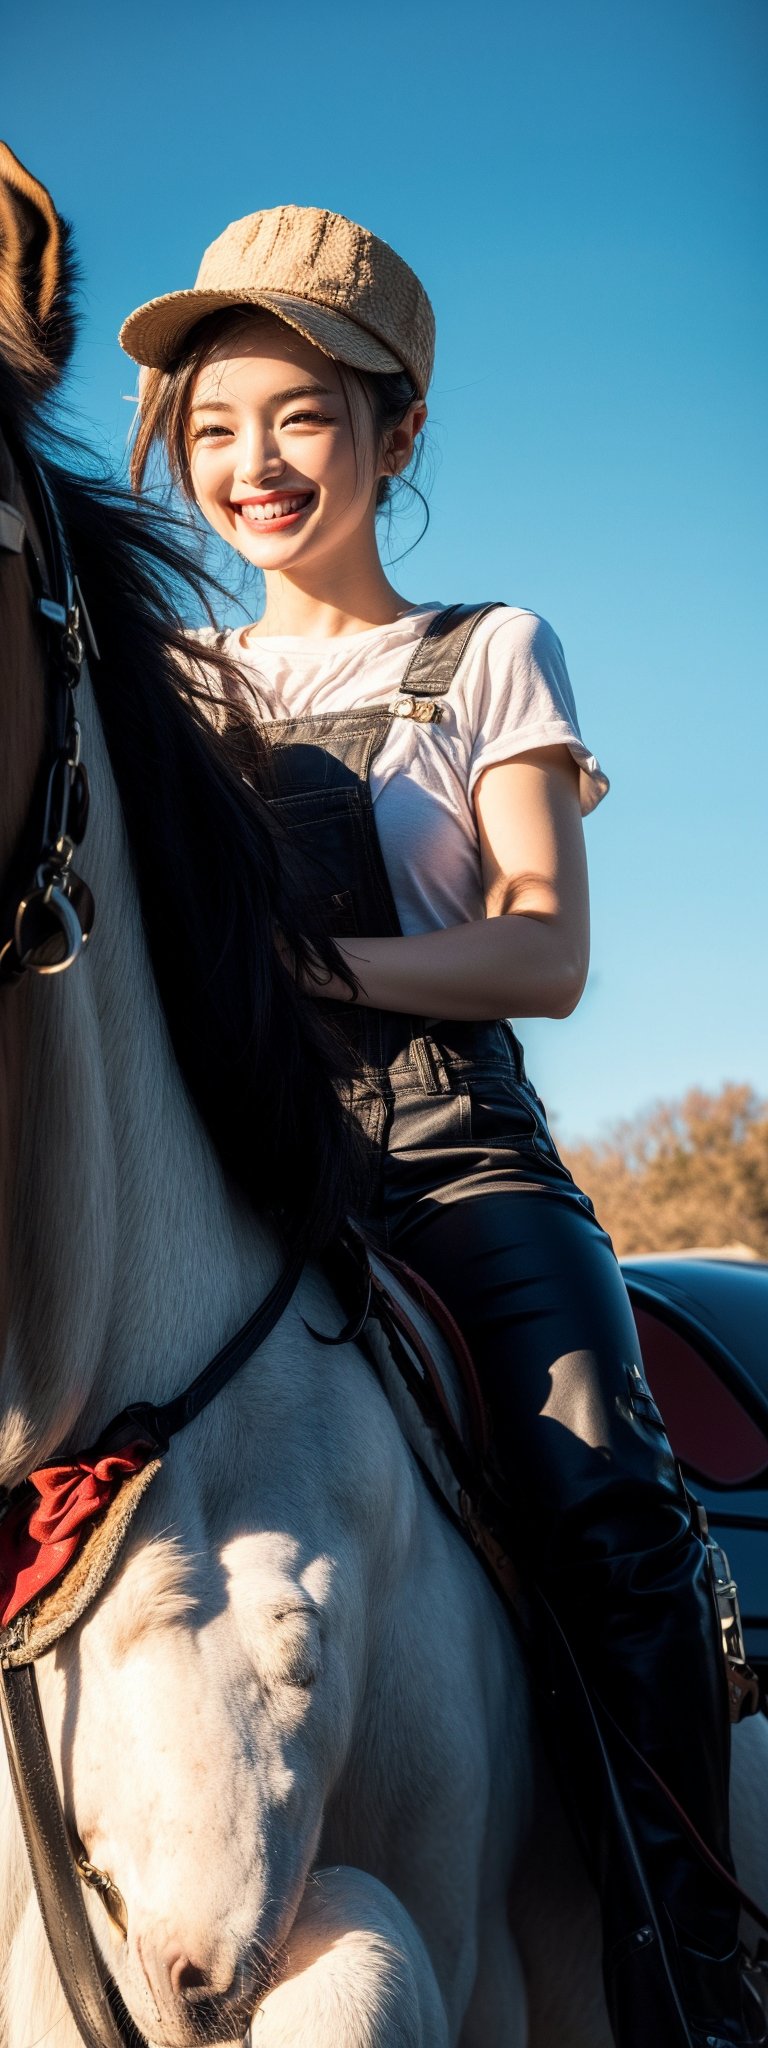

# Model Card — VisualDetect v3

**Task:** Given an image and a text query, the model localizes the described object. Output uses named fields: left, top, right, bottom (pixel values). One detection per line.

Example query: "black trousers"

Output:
left=356, top=1026, right=735, bottom=1981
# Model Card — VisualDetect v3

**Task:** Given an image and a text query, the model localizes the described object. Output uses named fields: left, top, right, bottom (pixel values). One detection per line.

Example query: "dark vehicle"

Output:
left=621, top=1254, right=768, bottom=1692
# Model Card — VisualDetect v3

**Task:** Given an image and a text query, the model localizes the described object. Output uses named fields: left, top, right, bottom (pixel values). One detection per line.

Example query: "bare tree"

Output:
left=561, top=1084, right=768, bottom=1258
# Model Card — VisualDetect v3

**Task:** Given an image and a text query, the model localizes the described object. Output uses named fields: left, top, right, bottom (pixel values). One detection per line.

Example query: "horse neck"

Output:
left=2, top=664, right=273, bottom=1488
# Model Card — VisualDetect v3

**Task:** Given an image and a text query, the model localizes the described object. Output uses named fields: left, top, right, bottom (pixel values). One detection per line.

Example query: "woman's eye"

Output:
left=191, top=423, right=232, bottom=441
left=282, top=412, right=332, bottom=428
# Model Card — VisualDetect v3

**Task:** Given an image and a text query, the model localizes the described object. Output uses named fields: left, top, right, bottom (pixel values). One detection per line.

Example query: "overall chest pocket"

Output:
left=268, top=785, right=370, bottom=936
left=268, top=778, right=401, bottom=943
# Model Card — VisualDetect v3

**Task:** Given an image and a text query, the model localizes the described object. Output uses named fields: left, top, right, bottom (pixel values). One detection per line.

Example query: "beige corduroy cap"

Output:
left=119, top=205, right=435, bottom=399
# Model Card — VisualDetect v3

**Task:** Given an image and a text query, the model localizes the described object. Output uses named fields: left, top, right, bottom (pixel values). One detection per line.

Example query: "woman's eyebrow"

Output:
left=189, top=383, right=335, bottom=415
left=271, top=383, right=335, bottom=404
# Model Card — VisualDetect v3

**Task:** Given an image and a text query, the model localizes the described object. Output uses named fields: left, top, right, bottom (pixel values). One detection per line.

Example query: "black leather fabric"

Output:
left=0, top=1662, right=129, bottom=2048
left=396, top=600, right=504, bottom=698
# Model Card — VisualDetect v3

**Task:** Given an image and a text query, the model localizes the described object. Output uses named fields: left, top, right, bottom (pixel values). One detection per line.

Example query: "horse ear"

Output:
left=0, top=140, right=77, bottom=381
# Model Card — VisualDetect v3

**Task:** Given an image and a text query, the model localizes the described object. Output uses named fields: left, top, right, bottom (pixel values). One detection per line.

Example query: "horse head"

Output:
left=57, top=1507, right=365, bottom=2044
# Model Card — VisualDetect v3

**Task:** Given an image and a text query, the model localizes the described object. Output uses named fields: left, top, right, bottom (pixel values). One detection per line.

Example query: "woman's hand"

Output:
left=310, top=746, right=590, bottom=1021
left=274, top=925, right=358, bottom=1002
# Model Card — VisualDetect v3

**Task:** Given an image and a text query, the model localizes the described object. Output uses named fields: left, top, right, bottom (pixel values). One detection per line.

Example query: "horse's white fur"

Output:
left=2, top=663, right=767, bottom=2048
left=0, top=665, right=531, bottom=2047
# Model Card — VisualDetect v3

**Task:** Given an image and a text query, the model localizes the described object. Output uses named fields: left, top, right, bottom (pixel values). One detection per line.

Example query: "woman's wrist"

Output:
left=274, top=927, right=358, bottom=1002
left=301, top=943, right=360, bottom=1003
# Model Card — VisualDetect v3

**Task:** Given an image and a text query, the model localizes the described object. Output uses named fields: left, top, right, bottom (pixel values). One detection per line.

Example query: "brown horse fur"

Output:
left=0, top=142, right=76, bottom=389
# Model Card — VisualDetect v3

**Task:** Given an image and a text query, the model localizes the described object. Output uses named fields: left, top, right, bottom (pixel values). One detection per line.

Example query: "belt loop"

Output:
left=410, top=1033, right=451, bottom=1094
left=409, top=1035, right=435, bottom=1092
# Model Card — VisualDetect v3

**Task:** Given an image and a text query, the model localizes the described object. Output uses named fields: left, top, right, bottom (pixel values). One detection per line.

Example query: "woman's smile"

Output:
left=233, top=490, right=316, bottom=530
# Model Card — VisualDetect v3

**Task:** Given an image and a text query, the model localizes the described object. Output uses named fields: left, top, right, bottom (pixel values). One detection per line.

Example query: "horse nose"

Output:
left=138, top=1931, right=215, bottom=2003
left=166, top=1947, right=208, bottom=1996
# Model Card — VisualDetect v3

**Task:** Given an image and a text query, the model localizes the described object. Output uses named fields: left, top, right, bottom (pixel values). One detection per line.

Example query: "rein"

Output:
left=0, top=445, right=307, bottom=2048
left=0, top=446, right=96, bottom=984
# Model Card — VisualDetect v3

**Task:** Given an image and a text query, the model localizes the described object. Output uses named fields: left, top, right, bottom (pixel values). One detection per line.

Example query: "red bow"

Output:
left=0, top=1446, right=151, bottom=1628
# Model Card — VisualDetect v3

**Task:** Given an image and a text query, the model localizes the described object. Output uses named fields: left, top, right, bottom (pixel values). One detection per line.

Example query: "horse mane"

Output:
left=1, top=321, right=364, bottom=1256
left=63, top=470, right=365, bottom=1252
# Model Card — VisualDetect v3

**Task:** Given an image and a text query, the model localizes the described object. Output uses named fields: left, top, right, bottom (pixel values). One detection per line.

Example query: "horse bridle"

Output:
left=0, top=447, right=309, bottom=2048
left=0, top=444, right=96, bottom=986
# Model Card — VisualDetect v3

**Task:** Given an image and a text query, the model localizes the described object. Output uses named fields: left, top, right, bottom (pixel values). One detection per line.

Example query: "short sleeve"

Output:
left=461, top=609, right=609, bottom=817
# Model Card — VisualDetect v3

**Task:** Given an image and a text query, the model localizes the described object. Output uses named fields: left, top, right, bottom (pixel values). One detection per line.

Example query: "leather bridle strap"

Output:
left=0, top=446, right=96, bottom=987
left=90, top=1241, right=307, bottom=1459
left=0, top=1660, right=130, bottom=2048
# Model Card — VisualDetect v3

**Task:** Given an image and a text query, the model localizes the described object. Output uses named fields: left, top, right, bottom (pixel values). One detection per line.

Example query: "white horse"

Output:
left=1, top=146, right=767, bottom=2048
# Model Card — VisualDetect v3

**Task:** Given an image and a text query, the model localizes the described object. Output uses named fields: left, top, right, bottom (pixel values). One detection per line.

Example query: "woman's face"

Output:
left=187, top=319, right=384, bottom=578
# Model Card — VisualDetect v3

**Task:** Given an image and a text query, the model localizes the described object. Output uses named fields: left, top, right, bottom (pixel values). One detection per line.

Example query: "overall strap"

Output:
left=394, top=602, right=504, bottom=723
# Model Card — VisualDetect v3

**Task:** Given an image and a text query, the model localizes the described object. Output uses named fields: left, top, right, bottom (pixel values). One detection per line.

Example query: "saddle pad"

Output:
left=361, top=1241, right=518, bottom=1606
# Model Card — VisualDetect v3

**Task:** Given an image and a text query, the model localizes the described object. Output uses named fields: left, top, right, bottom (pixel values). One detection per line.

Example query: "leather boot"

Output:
left=531, top=1524, right=766, bottom=2048
left=531, top=1586, right=695, bottom=2048
left=676, top=1939, right=768, bottom=2047
left=588, top=1536, right=766, bottom=2048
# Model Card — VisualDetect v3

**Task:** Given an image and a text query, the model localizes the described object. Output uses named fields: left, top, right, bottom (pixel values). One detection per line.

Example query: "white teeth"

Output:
left=238, top=497, right=309, bottom=523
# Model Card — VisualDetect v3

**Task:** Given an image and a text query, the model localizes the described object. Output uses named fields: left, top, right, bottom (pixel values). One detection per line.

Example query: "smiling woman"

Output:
left=119, top=203, right=763, bottom=2047
left=186, top=327, right=423, bottom=588
left=132, top=311, right=425, bottom=615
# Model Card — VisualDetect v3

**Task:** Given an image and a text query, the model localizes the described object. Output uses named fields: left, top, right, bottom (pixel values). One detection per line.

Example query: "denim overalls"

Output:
left=256, top=604, right=740, bottom=2047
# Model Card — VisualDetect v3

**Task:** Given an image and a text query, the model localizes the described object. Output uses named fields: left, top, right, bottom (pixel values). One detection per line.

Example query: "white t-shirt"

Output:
left=194, top=605, right=608, bottom=937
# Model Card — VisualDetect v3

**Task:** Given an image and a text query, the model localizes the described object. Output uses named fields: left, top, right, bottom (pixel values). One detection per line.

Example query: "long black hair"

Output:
left=59, top=470, right=364, bottom=1253
left=1, top=248, right=363, bottom=1257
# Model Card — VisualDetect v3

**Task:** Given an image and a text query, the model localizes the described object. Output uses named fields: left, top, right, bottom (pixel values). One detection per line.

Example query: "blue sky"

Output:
left=5, top=0, right=766, bottom=1143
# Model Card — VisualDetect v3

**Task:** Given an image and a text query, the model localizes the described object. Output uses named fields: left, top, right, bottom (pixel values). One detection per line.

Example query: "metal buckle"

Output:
left=710, top=1540, right=747, bottom=1664
left=76, top=1853, right=128, bottom=1938
left=393, top=694, right=443, bottom=724
left=13, top=879, right=90, bottom=975
left=709, top=1539, right=762, bottom=1721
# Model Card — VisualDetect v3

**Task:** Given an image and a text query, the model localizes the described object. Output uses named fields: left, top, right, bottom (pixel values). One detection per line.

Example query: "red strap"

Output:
left=0, top=1445, right=152, bottom=1626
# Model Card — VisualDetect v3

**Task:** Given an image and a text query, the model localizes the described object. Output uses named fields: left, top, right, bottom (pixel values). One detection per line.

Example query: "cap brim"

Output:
left=119, top=286, right=405, bottom=380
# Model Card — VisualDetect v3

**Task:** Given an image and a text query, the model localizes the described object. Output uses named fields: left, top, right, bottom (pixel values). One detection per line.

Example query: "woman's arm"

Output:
left=306, top=745, right=590, bottom=1021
